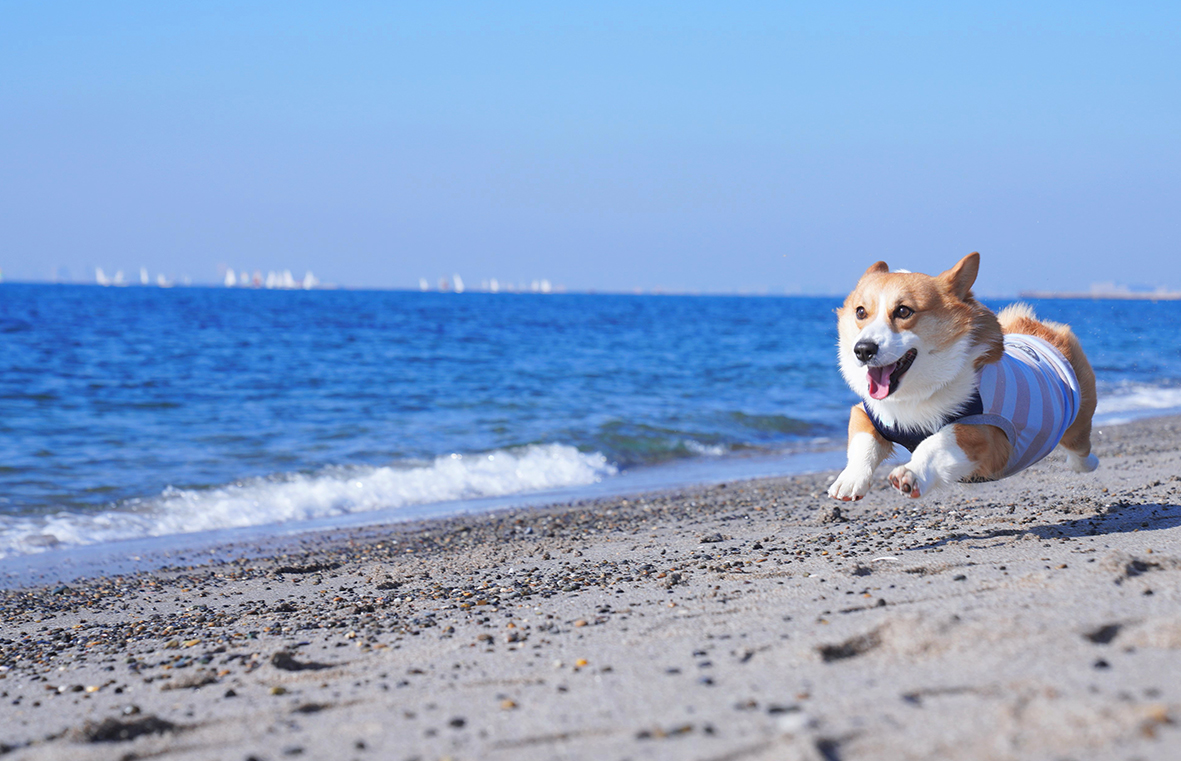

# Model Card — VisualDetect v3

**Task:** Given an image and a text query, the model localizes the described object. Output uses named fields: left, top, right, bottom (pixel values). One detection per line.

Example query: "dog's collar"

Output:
left=862, top=391, right=984, bottom=453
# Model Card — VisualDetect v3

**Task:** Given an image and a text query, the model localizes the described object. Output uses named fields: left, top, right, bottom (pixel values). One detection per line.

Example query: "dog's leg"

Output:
left=1063, top=447, right=1099, bottom=473
left=888, top=424, right=1010, bottom=498
left=828, top=405, right=893, bottom=501
left=1060, top=350, right=1100, bottom=473
left=1060, top=411, right=1098, bottom=472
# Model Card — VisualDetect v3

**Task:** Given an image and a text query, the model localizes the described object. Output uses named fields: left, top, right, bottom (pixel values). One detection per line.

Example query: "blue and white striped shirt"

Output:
left=957, top=334, right=1082, bottom=478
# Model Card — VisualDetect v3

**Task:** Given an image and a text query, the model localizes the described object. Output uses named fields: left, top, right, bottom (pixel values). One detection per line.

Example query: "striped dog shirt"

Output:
left=864, top=334, right=1082, bottom=479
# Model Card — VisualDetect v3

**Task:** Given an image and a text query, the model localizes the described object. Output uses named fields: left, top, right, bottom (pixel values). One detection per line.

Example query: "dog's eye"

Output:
left=893, top=305, right=913, bottom=320
left=855, top=306, right=867, bottom=320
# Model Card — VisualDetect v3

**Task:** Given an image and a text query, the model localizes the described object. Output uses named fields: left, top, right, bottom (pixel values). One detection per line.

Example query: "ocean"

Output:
left=2, top=284, right=1179, bottom=563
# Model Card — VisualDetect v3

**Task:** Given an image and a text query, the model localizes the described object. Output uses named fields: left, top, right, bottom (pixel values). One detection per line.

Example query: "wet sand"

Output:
left=2, top=415, right=1180, bottom=760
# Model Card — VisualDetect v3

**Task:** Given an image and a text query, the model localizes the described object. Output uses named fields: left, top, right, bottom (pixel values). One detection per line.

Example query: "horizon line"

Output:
left=3, top=278, right=1154, bottom=301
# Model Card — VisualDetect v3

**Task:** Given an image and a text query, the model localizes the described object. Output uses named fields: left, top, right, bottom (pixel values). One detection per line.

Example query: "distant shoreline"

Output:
left=1019, top=290, right=1181, bottom=301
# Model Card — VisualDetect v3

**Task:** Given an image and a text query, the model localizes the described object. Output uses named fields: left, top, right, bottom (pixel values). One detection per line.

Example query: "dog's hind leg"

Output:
left=1060, top=336, right=1099, bottom=473
left=1061, top=417, right=1098, bottom=472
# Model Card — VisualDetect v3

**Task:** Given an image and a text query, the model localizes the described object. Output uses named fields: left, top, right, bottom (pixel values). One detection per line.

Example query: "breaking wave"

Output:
left=0, top=444, right=615, bottom=558
left=1095, top=381, right=1181, bottom=424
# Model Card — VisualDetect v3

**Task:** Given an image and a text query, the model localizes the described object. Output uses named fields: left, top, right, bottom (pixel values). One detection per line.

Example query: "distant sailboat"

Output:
left=453, top=274, right=465, bottom=294
left=140, top=267, right=149, bottom=285
left=224, top=269, right=238, bottom=287
left=95, top=267, right=111, bottom=286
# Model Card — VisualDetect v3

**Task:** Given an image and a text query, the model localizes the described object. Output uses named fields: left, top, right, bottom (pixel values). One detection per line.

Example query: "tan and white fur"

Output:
left=828, top=253, right=1098, bottom=501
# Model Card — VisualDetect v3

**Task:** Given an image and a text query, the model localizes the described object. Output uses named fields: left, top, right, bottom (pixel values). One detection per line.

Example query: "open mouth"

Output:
left=866, top=349, right=917, bottom=400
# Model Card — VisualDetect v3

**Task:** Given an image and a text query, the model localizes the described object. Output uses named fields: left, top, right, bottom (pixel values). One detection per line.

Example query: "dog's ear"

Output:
left=940, top=252, right=980, bottom=300
left=862, top=261, right=889, bottom=279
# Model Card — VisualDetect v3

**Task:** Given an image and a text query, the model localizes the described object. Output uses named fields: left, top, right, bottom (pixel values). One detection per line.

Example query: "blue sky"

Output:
left=2, top=2, right=1178, bottom=294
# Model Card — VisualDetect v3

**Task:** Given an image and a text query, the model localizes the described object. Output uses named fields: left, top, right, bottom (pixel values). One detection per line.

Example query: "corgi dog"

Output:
left=828, top=252, right=1098, bottom=501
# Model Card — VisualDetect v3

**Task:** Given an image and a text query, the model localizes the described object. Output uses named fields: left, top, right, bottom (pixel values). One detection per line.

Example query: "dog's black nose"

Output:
left=853, top=340, right=878, bottom=363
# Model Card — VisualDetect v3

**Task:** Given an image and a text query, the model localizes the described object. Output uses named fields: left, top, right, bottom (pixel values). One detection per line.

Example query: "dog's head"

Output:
left=836, top=253, right=1002, bottom=405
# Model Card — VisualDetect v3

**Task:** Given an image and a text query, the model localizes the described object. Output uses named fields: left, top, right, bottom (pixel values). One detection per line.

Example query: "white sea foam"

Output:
left=683, top=439, right=727, bottom=457
left=1095, top=382, right=1181, bottom=424
left=0, top=444, right=616, bottom=558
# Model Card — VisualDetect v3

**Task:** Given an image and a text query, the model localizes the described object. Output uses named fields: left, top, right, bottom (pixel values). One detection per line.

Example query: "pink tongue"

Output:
left=866, top=363, right=897, bottom=400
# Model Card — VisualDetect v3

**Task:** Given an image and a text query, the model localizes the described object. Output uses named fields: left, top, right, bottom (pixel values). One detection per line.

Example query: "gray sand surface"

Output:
left=2, top=415, right=1180, bottom=760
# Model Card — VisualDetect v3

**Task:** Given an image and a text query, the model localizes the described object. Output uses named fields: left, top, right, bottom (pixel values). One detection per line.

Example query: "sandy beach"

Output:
left=2, top=415, right=1180, bottom=760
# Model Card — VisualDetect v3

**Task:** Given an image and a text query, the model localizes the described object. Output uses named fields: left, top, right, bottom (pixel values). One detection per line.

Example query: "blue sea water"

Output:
left=2, top=283, right=1179, bottom=560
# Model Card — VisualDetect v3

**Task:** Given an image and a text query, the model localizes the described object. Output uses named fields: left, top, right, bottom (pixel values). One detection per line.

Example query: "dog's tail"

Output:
left=997, top=303, right=1084, bottom=359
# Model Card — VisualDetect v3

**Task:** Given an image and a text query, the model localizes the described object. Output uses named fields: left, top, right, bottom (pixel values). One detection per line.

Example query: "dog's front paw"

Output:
left=828, top=468, right=872, bottom=501
left=888, top=465, right=927, bottom=498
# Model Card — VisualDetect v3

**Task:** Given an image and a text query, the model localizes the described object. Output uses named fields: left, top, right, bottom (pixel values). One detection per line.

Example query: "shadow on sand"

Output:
left=914, top=502, right=1181, bottom=550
